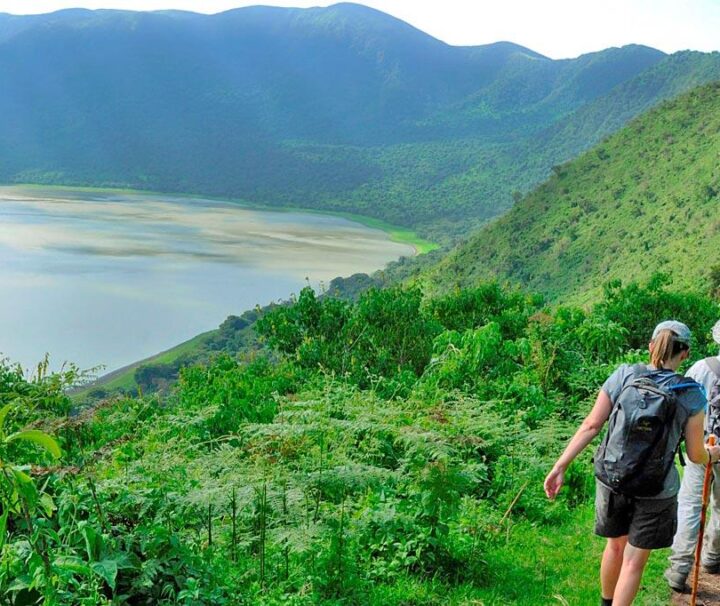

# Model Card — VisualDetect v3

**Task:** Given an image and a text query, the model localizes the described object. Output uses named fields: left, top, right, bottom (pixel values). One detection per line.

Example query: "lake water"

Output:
left=0, top=186, right=414, bottom=373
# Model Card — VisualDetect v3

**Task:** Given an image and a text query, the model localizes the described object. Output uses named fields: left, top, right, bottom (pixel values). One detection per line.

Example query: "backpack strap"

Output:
left=667, top=375, right=703, bottom=466
left=649, top=372, right=701, bottom=467
left=678, top=443, right=687, bottom=467
left=705, top=357, right=720, bottom=379
left=665, top=377, right=703, bottom=402
left=668, top=382, right=703, bottom=392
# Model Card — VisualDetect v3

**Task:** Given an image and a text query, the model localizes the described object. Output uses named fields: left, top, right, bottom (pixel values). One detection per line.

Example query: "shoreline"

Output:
left=1, top=183, right=436, bottom=394
left=3, top=183, right=438, bottom=256
left=71, top=330, right=215, bottom=395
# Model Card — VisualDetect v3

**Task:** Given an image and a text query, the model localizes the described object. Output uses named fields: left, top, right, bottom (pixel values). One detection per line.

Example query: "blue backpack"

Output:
left=594, top=364, right=699, bottom=497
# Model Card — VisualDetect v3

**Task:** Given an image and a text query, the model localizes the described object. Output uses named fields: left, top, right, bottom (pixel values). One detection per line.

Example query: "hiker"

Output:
left=544, top=321, right=720, bottom=606
left=665, top=320, right=720, bottom=592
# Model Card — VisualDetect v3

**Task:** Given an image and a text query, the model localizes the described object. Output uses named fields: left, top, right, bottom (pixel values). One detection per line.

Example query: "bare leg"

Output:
left=601, top=536, right=628, bottom=599
left=612, top=543, right=652, bottom=606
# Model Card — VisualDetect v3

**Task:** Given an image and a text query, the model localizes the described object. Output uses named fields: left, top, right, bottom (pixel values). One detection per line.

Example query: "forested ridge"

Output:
left=430, top=82, right=720, bottom=299
left=2, top=5, right=720, bottom=238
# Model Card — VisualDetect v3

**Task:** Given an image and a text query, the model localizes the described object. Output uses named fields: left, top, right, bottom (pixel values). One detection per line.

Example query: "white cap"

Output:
left=712, top=320, right=720, bottom=345
left=652, top=320, right=691, bottom=345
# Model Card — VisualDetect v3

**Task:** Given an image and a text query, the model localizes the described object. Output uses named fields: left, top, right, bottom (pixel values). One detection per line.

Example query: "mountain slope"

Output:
left=430, top=82, right=720, bottom=301
left=363, top=51, right=720, bottom=239
left=535, top=50, right=720, bottom=167
left=0, top=4, right=675, bottom=238
left=2, top=6, right=719, bottom=240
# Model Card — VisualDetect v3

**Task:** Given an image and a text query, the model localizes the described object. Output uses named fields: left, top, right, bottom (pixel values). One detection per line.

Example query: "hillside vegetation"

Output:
left=2, top=5, right=720, bottom=238
left=432, top=82, right=720, bottom=299
left=79, top=76, right=720, bottom=395
left=7, top=6, right=720, bottom=605
left=3, top=276, right=719, bottom=604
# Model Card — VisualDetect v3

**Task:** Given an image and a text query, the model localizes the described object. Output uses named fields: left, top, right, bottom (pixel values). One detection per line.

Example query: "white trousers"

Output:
left=668, top=461, right=720, bottom=576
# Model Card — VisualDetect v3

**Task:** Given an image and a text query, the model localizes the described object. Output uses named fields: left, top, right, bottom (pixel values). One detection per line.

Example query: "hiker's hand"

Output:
left=544, top=466, right=564, bottom=500
left=707, top=443, right=720, bottom=464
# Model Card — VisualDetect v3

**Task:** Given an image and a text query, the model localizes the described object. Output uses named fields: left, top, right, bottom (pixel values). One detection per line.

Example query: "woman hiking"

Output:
left=544, top=321, right=720, bottom=606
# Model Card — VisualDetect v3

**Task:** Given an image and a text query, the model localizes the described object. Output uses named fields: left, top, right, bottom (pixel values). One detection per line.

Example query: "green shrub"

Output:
left=177, top=355, right=300, bottom=436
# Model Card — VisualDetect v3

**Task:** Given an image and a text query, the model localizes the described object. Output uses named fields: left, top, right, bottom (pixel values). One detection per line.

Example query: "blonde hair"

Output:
left=650, top=329, right=689, bottom=368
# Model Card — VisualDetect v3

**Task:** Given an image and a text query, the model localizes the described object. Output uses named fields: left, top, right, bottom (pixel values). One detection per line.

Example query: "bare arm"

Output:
left=544, top=389, right=613, bottom=500
left=685, top=411, right=720, bottom=464
left=685, top=411, right=707, bottom=464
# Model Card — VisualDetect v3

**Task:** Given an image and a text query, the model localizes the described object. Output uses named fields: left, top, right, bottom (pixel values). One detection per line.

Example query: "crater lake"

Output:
left=0, top=186, right=416, bottom=374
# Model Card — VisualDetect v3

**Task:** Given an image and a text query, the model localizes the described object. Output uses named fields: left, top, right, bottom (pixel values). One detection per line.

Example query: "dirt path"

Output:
left=672, top=570, right=720, bottom=605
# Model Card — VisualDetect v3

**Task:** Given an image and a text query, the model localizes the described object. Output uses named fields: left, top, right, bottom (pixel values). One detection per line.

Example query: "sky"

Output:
left=0, top=0, right=719, bottom=59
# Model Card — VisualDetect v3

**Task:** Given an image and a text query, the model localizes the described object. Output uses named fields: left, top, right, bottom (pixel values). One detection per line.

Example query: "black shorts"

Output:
left=594, top=481, right=678, bottom=549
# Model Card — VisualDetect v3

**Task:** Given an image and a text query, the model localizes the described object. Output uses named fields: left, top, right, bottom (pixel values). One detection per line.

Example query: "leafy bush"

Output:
left=428, top=282, right=542, bottom=339
left=598, top=273, right=720, bottom=356
left=257, top=286, right=441, bottom=394
left=177, top=355, right=300, bottom=436
left=4, top=277, right=718, bottom=604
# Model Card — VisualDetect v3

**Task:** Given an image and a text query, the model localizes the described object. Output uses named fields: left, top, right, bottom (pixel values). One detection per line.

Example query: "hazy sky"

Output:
left=1, top=0, right=719, bottom=59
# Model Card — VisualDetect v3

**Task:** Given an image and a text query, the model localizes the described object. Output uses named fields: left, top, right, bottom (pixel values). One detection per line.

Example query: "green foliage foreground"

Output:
left=3, top=277, right=718, bottom=604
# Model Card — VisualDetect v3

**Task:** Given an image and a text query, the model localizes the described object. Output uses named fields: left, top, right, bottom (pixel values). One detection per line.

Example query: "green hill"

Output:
left=534, top=50, right=720, bottom=166
left=430, top=82, right=720, bottom=301
left=6, top=4, right=720, bottom=239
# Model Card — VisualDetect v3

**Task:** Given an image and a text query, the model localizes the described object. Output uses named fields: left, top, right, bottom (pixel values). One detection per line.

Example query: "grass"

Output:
left=7, top=182, right=159, bottom=196
left=73, top=330, right=215, bottom=396
left=479, top=505, right=671, bottom=606
left=304, top=209, right=439, bottom=254
left=356, top=504, right=671, bottom=605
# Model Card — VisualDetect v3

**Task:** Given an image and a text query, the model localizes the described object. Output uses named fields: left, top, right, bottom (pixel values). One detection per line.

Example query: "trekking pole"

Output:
left=691, top=434, right=717, bottom=606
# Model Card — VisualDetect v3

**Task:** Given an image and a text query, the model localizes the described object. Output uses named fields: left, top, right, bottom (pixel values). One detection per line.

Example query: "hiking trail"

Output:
left=672, top=570, right=720, bottom=605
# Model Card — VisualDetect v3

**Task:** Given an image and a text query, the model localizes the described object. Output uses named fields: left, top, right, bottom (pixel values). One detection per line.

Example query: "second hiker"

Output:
left=665, top=319, right=720, bottom=592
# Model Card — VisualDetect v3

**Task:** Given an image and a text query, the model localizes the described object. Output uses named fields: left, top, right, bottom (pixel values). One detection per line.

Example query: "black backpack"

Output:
left=704, top=357, right=720, bottom=439
left=594, top=364, right=698, bottom=497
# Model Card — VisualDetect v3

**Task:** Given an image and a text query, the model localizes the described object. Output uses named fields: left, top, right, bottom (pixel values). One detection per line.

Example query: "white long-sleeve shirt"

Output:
left=686, top=354, right=720, bottom=410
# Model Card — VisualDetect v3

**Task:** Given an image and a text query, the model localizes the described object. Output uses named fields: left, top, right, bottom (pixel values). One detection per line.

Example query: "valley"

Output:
left=2, top=3, right=720, bottom=605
